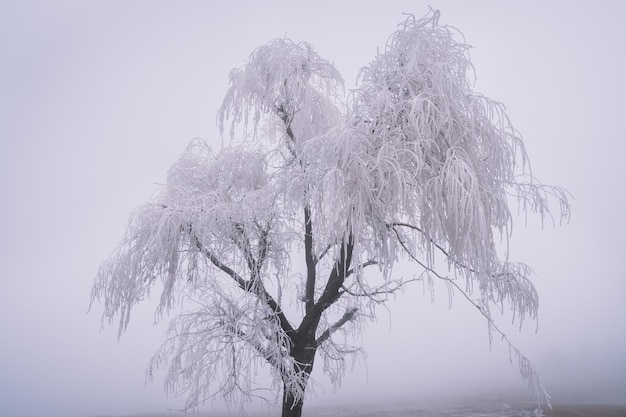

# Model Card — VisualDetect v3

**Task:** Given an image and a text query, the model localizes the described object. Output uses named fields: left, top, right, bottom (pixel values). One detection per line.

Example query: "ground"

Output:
left=97, top=398, right=626, bottom=417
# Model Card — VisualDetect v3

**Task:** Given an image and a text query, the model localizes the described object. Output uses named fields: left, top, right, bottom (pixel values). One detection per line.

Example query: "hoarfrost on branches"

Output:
left=91, top=9, right=569, bottom=417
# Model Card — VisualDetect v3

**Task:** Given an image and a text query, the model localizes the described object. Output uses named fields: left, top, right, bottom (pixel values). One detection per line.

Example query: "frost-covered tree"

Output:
left=91, top=10, right=569, bottom=417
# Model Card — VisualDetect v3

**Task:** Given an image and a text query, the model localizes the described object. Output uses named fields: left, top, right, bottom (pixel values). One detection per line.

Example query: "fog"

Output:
left=1, top=1, right=625, bottom=416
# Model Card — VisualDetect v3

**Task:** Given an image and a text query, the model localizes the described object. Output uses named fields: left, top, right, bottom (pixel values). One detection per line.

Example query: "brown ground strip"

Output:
left=544, top=404, right=626, bottom=417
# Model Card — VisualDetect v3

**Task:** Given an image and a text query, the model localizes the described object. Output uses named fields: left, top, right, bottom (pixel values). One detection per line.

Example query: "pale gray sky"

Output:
left=1, top=2, right=625, bottom=417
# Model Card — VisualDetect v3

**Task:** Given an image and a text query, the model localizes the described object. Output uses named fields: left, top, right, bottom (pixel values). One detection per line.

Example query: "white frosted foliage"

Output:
left=91, top=10, right=569, bottom=414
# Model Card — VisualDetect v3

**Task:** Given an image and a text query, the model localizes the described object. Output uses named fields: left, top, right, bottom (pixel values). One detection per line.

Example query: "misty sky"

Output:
left=1, top=2, right=625, bottom=417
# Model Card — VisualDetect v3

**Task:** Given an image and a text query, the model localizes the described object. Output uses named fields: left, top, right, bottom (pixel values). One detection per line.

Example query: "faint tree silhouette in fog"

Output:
left=91, top=10, right=569, bottom=417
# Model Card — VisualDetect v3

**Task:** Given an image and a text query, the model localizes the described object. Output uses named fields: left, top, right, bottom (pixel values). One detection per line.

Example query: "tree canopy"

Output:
left=91, top=10, right=569, bottom=416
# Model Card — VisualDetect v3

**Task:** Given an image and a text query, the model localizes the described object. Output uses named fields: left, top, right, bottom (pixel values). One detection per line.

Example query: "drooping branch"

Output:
left=389, top=226, right=449, bottom=281
left=391, top=223, right=549, bottom=404
left=389, top=221, right=490, bottom=279
left=389, top=221, right=451, bottom=262
left=390, top=221, right=539, bottom=323
left=437, top=272, right=550, bottom=406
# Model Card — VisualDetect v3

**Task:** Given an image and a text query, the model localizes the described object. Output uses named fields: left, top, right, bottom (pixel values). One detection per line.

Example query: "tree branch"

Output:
left=256, top=221, right=271, bottom=269
left=387, top=223, right=550, bottom=404
left=388, top=222, right=451, bottom=262
left=390, top=221, right=514, bottom=281
left=304, top=206, right=316, bottom=313
left=191, top=234, right=296, bottom=336
left=313, top=243, right=332, bottom=265
left=191, top=234, right=249, bottom=288
left=340, top=276, right=420, bottom=300
left=231, top=223, right=259, bottom=275
left=297, top=236, right=354, bottom=336
left=315, top=307, right=358, bottom=347
left=222, top=320, right=278, bottom=370
left=345, top=260, right=377, bottom=278
left=276, top=103, right=297, bottom=157
left=390, top=226, right=448, bottom=281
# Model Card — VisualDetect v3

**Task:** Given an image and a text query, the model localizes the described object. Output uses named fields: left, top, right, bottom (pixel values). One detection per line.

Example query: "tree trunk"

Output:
left=281, top=332, right=317, bottom=417
left=282, top=388, right=305, bottom=417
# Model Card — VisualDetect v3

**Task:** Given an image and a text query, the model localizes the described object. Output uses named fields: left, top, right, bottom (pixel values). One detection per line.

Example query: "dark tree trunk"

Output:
left=281, top=330, right=318, bottom=417
left=282, top=388, right=305, bottom=417
left=280, top=228, right=353, bottom=417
